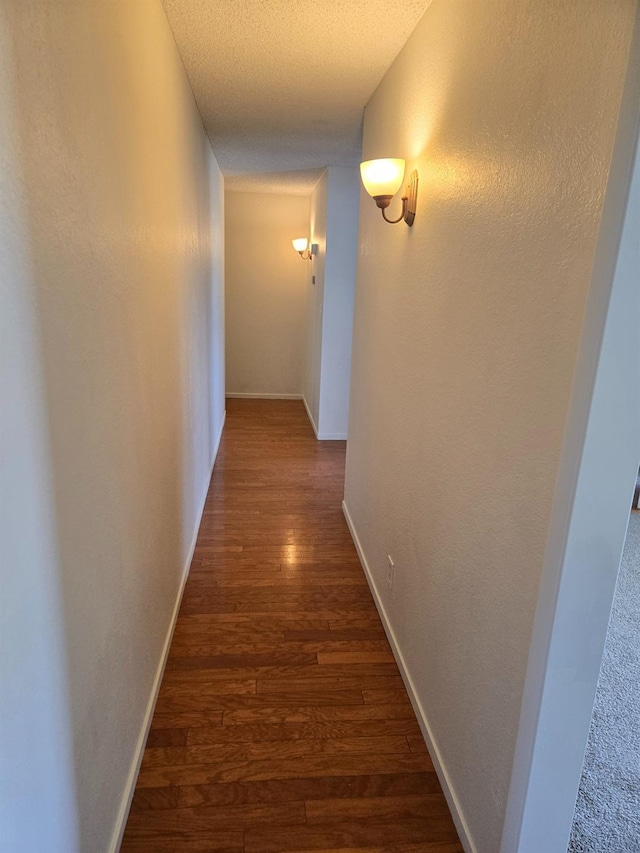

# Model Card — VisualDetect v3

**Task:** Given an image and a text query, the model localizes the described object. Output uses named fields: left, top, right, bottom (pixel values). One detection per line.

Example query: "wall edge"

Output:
left=302, top=395, right=320, bottom=438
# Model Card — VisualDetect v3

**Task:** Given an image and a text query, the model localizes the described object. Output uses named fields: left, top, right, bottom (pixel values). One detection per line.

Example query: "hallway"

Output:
left=121, top=399, right=462, bottom=851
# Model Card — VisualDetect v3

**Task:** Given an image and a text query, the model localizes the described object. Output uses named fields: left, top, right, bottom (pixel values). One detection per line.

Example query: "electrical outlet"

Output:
left=387, top=555, right=395, bottom=588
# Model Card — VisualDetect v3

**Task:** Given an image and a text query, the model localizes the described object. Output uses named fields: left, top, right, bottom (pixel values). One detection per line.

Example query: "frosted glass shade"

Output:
left=292, top=238, right=308, bottom=252
left=360, top=158, right=405, bottom=198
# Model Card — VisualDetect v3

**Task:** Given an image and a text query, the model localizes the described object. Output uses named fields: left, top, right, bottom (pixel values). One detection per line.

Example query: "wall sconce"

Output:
left=360, top=158, right=418, bottom=226
left=292, top=238, right=318, bottom=260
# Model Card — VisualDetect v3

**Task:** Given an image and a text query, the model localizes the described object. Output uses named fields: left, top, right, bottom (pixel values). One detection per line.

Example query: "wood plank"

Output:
left=140, top=736, right=411, bottom=770
left=153, top=690, right=365, bottom=714
left=317, top=651, right=395, bottom=665
left=120, top=829, right=243, bottom=852
left=255, top=676, right=405, bottom=694
left=169, top=611, right=385, bottom=625
left=363, top=689, right=413, bottom=706
left=166, top=652, right=319, bottom=671
left=208, top=601, right=377, bottom=616
left=284, top=630, right=387, bottom=642
left=129, top=787, right=180, bottom=812
left=304, top=794, right=450, bottom=823
left=158, top=679, right=257, bottom=697
left=163, top=663, right=399, bottom=684
left=170, top=613, right=331, bottom=626
left=329, top=617, right=386, bottom=630
left=150, top=710, right=223, bottom=730
left=278, top=845, right=464, bottom=853
left=407, top=734, right=428, bottom=753
left=244, top=817, right=459, bottom=852
left=135, top=752, right=434, bottom=788
left=145, top=728, right=188, bottom=748
left=222, top=704, right=418, bottom=725
left=187, top=719, right=421, bottom=745
left=166, top=640, right=392, bottom=657
left=213, top=576, right=368, bottom=588
left=124, top=801, right=306, bottom=834
left=177, top=772, right=442, bottom=808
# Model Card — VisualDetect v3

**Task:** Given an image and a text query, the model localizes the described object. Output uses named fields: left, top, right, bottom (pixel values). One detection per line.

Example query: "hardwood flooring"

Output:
left=121, top=399, right=462, bottom=853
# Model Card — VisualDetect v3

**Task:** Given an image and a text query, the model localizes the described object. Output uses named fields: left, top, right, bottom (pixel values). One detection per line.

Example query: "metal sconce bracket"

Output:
left=297, top=243, right=318, bottom=261
left=374, top=170, right=418, bottom=226
left=404, top=170, right=418, bottom=226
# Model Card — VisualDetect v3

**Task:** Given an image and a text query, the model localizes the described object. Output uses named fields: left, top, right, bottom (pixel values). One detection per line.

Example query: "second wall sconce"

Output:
left=292, top=238, right=318, bottom=261
left=360, top=158, right=418, bottom=226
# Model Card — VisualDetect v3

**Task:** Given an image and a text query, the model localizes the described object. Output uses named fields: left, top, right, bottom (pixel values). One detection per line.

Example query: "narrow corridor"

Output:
left=121, top=399, right=461, bottom=852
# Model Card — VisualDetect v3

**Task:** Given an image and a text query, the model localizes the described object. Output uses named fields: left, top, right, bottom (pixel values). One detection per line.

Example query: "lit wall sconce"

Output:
left=360, top=158, right=418, bottom=226
left=292, top=238, right=318, bottom=260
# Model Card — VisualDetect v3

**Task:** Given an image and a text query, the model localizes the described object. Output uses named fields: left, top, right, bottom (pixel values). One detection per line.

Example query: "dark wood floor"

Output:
left=121, top=399, right=462, bottom=853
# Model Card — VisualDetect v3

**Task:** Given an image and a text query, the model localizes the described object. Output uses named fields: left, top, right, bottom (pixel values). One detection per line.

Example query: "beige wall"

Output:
left=304, top=174, right=327, bottom=424
left=1, top=2, right=225, bottom=851
left=317, top=167, right=359, bottom=438
left=225, top=191, right=308, bottom=396
left=303, top=167, right=359, bottom=439
left=343, top=2, right=637, bottom=852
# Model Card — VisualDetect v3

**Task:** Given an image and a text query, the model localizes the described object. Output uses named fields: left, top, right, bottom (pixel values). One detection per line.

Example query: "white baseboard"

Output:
left=225, top=392, right=303, bottom=400
left=301, top=396, right=346, bottom=440
left=303, top=396, right=319, bottom=437
left=211, top=409, right=226, bottom=464
left=108, top=411, right=226, bottom=853
left=342, top=500, right=477, bottom=853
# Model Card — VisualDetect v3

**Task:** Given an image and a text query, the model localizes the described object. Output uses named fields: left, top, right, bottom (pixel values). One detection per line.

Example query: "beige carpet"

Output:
left=568, top=511, right=640, bottom=852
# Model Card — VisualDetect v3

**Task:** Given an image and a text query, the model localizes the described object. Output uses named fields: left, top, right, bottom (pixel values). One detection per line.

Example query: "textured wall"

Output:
left=0, top=2, right=225, bottom=850
left=225, top=191, right=308, bottom=396
left=343, top=2, right=636, bottom=851
left=1, top=14, right=79, bottom=850
left=303, top=168, right=359, bottom=438
left=304, top=174, right=327, bottom=426
left=318, top=167, right=359, bottom=438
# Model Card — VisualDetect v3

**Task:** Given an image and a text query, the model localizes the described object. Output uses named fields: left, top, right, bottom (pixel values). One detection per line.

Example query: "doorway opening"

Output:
left=569, top=480, right=640, bottom=850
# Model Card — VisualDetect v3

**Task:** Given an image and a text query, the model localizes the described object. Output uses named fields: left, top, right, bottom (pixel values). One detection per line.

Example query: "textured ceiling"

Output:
left=223, top=169, right=327, bottom=196
left=161, top=0, right=431, bottom=193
